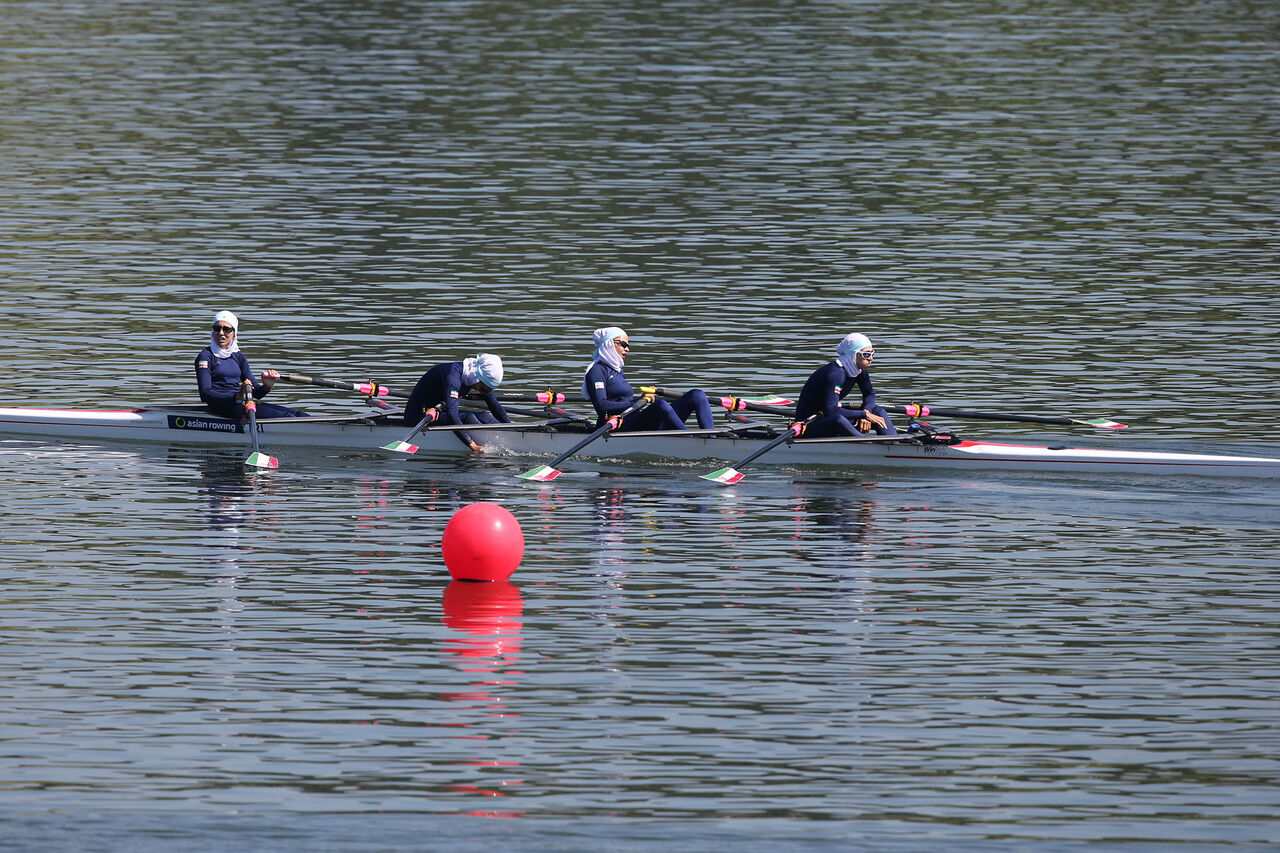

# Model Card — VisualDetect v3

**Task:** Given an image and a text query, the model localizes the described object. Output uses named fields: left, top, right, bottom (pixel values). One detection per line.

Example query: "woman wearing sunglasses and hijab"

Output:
left=403, top=353, right=509, bottom=452
left=195, top=310, right=309, bottom=418
left=583, top=327, right=714, bottom=431
left=794, top=332, right=897, bottom=438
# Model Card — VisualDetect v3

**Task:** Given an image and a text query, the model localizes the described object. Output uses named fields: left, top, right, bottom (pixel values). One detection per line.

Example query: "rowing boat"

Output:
left=2, top=405, right=1279, bottom=478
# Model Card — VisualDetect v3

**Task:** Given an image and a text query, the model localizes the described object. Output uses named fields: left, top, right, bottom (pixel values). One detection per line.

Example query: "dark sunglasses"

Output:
left=616, top=340, right=631, bottom=349
left=212, top=325, right=235, bottom=335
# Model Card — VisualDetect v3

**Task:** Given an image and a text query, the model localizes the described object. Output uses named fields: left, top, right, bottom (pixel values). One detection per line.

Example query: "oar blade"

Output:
left=700, top=466, right=745, bottom=485
left=1078, top=417, right=1127, bottom=429
left=517, top=464, right=562, bottom=482
left=743, top=394, right=793, bottom=407
left=245, top=451, right=279, bottom=469
left=380, top=440, right=419, bottom=454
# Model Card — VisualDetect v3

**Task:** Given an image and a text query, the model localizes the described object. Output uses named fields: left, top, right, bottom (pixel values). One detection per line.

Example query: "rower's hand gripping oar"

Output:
left=883, top=403, right=1126, bottom=430
left=700, top=414, right=821, bottom=485
left=517, top=397, right=653, bottom=482
left=380, top=408, right=440, bottom=454
left=240, top=386, right=279, bottom=469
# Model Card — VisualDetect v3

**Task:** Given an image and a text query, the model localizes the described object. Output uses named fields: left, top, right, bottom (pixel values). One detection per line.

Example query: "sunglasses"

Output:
left=858, top=350, right=874, bottom=359
left=212, top=325, right=235, bottom=335
left=616, top=340, right=631, bottom=349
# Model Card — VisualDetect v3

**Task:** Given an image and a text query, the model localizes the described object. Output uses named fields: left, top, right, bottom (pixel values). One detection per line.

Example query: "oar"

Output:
left=517, top=399, right=651, bottom=481
left=700, top=414, right=820, bottom=485
left=282, top=373, right=576, bottom=413
left=655, top=388, right=794, bottom=416
left=279, top=372, right=406, bottom=399
left=498, top=390, right=569, bottom=404
left=381, top=407, right=439, bottom=454
left=879, top=403, right=1126, bottom=430
left=241, top=390, right=279, bottom=469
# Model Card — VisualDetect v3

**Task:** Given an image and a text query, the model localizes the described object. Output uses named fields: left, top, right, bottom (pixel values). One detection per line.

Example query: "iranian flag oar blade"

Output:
left=882, top=403, right=1126, bottom=429
left=517, top=399, right=651, bottom=481
left=700, top=414, right=820, bottom=485
left=242, top=395, right=279, bottom=469
left=381, top=407, right=439, bottom=454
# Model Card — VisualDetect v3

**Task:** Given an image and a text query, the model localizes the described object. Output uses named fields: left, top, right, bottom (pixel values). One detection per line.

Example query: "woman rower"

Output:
left=582, top=327, right=714, bottom=431
left=195, top=310, right=309, bottom=419
left=403, top=354, right=510, bottom=452
left=794, top=332, right=897, bottom=438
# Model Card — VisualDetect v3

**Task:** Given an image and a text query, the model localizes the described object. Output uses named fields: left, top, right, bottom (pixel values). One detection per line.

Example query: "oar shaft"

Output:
left=879, top=404, right=1073, bottom=426
left=542, top=402, right=645, bottom=469
left=656, top=388, right=794, bottom=416
left=246, top=399, right=262, bottom=455
left=240, top=389, right=279, bottom=468
left=730, top=414, right=818, bottom=469
left=279, top=372, right=407, bottom=399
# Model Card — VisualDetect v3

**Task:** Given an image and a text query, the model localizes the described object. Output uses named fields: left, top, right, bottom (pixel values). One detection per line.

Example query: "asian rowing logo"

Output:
left=167, top=414, right=243, bottom=434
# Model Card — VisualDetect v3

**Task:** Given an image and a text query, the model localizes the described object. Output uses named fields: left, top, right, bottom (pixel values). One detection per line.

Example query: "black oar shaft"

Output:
left=246, top=401, right=261, bottom=455
left=656, top=388, right=789, bottom=417
left=879, top=404, right=1073, bottom=426
left=728, top=414, right=819, bottom=469
left=543, top=400, right=649, bottom=469
left=279, top=372, right=407, bottom=399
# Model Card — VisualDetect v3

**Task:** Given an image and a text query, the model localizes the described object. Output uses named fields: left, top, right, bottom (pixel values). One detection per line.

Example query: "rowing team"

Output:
left=196, top=311, right=896, bottom=451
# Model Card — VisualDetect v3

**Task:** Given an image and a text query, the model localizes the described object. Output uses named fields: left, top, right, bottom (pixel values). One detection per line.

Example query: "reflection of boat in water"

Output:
left=5, top=404, right=1280, bottom=478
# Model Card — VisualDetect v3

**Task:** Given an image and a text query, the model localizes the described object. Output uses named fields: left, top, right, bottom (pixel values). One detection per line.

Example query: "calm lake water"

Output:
left=3, top=1, right=1279, bottom=849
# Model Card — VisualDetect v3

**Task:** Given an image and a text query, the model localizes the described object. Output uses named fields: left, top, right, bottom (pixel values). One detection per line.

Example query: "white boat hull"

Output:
left=2, top=406, right=1280, bottom=478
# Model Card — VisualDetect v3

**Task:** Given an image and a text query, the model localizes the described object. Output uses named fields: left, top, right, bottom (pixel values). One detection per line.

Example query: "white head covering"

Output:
left=835, top=332, right=872, bottom=378
left=589, top=326, right=627, bottom=372
left=462, top=353, right=504, bottom=389
left=210, top=310, right=241, bottom=358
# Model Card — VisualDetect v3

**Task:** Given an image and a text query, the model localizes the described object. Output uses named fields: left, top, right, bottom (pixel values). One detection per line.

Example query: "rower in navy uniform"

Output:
left=794, top=332, right=897, bottom=438
left=403, top=353, right=510, bottom=452
left=582, top=326, right=714, bottom=431
left=195, top=310, right=309, bottom=419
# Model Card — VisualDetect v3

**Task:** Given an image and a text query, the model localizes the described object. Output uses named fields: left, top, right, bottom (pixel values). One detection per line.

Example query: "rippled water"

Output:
left=3, top=0, right=1280, bottom=849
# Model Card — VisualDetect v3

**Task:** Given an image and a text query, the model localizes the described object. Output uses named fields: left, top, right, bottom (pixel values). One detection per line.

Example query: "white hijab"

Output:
left=209, top=310, right=241, bottom=358
left=582, top=326, right=627, bottom=396
left=461, top=353, right=504, bottom=389
left=835, top=332, right=872, bottom=378
left=589, top=327, right=627, bottom=372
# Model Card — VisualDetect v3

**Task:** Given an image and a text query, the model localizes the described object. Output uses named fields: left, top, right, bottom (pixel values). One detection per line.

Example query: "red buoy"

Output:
left=441, top=502, right=525, bottom=581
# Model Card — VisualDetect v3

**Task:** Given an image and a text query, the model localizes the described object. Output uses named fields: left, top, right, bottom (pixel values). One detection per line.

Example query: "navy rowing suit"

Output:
left=582, top=362, right=713, bottom=431
left=794, top=361, right=896, bottom=438
left=195, top=347, right=308, bottom=419
left=403, top=361, right=510, bottom=447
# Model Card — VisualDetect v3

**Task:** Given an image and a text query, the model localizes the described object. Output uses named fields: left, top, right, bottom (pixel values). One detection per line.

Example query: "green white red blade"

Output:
left=517, top=465, right=561, bottom=482
left=245, top=451, right=279, bottom=469
left=1078, top=417, right=1127, bottom=429
left=700, top=466, right=744, bottom=485
left=381, top=440, right=419, bottom=454
left=744, top=394, right=793, bottom=406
